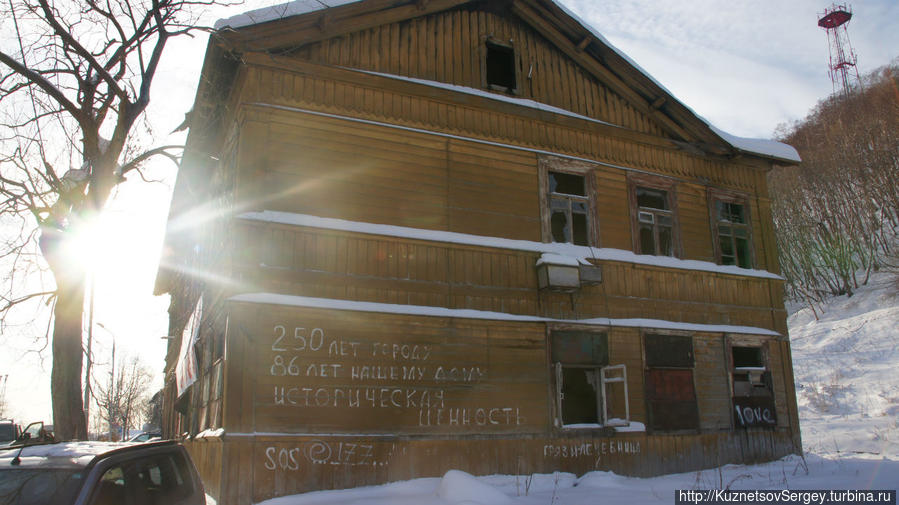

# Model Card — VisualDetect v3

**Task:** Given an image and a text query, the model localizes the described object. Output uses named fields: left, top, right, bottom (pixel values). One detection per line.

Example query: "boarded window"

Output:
left=645, top=334, right=694, bottom=368
left=548, top=171, right=590, bottom=246
left=551, top=330, right=608, bottom=364
left=486, top=40, right=516, bottom=92
left=644, top=334, right=699, bottom=432
left=551, top=331, right=628, bottom=427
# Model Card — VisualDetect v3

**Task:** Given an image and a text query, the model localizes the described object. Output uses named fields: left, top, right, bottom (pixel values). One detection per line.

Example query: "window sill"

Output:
left=560, top=421, right=645, bottom=433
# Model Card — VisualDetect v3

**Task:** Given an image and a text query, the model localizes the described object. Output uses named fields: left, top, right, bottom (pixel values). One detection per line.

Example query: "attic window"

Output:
left=485, top=40, right=517, bottom=93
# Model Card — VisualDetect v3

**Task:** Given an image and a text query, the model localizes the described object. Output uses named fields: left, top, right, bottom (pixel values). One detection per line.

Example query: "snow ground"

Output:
left=789, top=271, right=899, bottom=458
left=255, top=272, right=899, bottom=505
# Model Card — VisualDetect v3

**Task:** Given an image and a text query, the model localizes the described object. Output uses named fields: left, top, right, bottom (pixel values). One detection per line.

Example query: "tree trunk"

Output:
left=42, top=225, right=88, bottom=441
left=51, top=271, right=87, bottom=440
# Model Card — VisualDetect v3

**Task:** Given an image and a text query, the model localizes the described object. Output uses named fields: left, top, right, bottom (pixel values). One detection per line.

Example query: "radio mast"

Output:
left=817, top=4, right=861, bottom=96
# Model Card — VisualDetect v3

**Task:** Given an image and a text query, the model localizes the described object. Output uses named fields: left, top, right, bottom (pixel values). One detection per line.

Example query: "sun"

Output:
left=59, top=172, right=173, bottom=317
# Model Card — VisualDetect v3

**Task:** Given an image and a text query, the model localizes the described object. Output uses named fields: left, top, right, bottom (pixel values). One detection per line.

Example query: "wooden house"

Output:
left=154, top=0, right=802, bottom=502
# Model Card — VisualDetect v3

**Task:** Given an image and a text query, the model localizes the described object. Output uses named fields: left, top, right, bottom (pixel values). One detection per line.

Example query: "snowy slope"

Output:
left=247, top=273, right=899, bottom=505
left=788, top=271, right=899, bottom=457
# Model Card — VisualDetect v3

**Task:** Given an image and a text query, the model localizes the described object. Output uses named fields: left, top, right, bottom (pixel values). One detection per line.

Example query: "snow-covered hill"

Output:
left=238, top=273, right=899, bottom=505
left=788, top=271, right=899, bottom=457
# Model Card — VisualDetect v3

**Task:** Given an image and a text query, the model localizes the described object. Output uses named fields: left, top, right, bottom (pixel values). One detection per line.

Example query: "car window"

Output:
left=0, top=425, right=16, bottom=443
left=0, top=469, right=83, bottom=505
left=89, top=452, right=195, bottom=505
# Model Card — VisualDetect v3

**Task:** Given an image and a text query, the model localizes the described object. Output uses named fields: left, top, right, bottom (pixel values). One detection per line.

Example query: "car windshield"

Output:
left=0, top=468, right=83, bottom=505
left=0, top=426, right=15, bottom=444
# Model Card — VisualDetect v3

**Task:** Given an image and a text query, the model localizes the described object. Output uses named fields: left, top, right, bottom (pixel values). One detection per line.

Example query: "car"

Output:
left=0, top=421, right=20, bottom=446
left=128, top=431, right=163, bottom=443
left=0, top=423, right=205, bottom=505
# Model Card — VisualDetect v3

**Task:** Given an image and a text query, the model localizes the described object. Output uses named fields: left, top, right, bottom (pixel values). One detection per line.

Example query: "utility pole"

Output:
left=83, top=274, right=95, bottom=438
left=0, top=375, right=8, bottom=418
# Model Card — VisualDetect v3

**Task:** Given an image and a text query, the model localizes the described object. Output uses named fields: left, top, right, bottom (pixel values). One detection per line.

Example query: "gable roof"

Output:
left=212, top=0, right=799, bottom=163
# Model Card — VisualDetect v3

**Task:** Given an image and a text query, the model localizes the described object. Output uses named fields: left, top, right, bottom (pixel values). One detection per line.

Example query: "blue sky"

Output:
left=564, top=0, right=899, bottom=137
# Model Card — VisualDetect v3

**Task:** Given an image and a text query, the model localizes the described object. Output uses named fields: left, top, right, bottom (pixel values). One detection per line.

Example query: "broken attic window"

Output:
left=486, top=40, right=516, bottom=92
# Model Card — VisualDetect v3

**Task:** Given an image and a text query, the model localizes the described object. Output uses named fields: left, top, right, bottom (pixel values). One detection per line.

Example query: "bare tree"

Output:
left=0, top=0, right=222, bottom=439
left=94, top=353, right=152, bottom=441
left=770, top=61, right=899, bottom=313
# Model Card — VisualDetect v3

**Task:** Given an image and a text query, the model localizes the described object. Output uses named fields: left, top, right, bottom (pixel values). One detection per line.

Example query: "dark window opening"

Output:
left=560, top=367, right=600, bottom=424
left=731, top=346, right=772, bottom=398
left=486, top=41, right=516, bottom=92
left=549, top=171, right=586, bottom=196
left=637, top=187, right=669, bottom=210
left=732, top=346, right=763, bottom=368
left=548, top=171, right=590, bottom=246
left=551, top=331, right=628, bottom=427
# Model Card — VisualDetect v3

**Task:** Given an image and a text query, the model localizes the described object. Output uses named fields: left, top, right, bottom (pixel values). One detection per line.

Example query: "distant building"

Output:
left=155, top=1, right=802, bottom=503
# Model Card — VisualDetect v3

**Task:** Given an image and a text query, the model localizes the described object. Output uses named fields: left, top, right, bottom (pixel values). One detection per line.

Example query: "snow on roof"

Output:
left=239, top=210, right=784, bottom=280
left=709, top=125, right=800, bottom=163
left=229, top=292, right=781, bottom=337
left=214, top=0, right=361, bottom=30
left=215, top=0, right=799, bottom=163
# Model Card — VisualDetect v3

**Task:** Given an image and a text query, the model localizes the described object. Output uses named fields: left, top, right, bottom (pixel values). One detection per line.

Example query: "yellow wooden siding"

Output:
left=234, top=219, right=784, bottom=332
left=287, top=7, right=662, bottom=137
left=233, top=102, right=778, bottom=272
left=237, top=59, right=767, bottom=194
left=693, top=333, right=733, bottom=431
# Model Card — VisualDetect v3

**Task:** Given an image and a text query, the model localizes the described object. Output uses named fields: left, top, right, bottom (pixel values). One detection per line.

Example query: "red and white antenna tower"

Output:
left=817, top=4, right=860, bottom=96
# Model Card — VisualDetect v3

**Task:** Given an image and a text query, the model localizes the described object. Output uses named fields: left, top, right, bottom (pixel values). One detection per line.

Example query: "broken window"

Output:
left=635, top=187, right=674, bottom=256
left=548, top=171, right=590, bottom=246
left=485, top=40, right=517, bottom=93
left=551, top=330, right=629, bottom=427
left=628, top=174, right=679, bottom=257
left=731, top=343, right=776, bottom=429
left=711, top=193, right=753, bottom=268
left=644, top=334, right=699, bottom=432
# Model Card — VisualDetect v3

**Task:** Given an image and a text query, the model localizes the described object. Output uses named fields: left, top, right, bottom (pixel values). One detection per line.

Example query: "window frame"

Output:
left=628, top=173, right=681, bottom=257
left=727, top=335, right=777, bottom=430
left=708, top=188, right=755, bottom=269
left=547, top=327, right=630, bottom=429
left=482, top=37, right=519, bottom=95
left=539, top=157, right=599, bottom=247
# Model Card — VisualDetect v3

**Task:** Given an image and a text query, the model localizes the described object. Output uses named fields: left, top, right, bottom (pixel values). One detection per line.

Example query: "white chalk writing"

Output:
left=734, top=405, right=776, bottom=426
left=417, top=407, right=524, bottom=426
left=273, top=386, right=445, bottom=409
left=263, top=441, right=391, bottom=470
left=543, top=440, right=642, bottom=468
